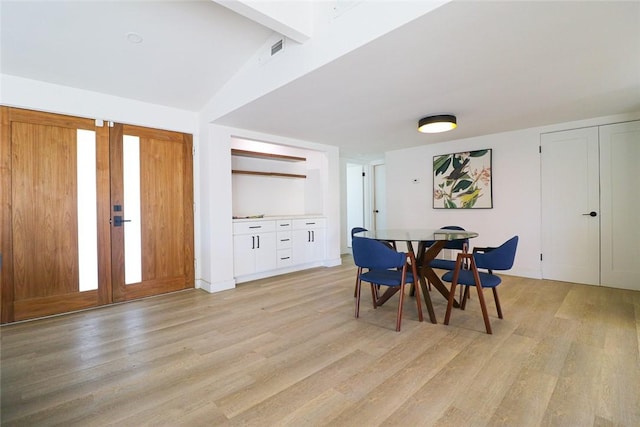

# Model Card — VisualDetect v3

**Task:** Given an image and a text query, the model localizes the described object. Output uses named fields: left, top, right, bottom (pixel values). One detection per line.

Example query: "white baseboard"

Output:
left=196, top=278, right=236, bottom=293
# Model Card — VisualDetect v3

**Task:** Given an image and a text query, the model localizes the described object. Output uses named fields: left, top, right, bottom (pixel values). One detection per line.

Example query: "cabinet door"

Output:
left=292, top=228, right=325, bottom=265
left=233, top=234, right=256, bottom=277
left=253, top=232, right=277, bottom=273
left=307, top=228, right=326, bottom=263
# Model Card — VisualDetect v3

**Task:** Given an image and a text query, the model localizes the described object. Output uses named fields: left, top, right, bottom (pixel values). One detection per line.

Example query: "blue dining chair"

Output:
left=351, top=227, right=368, bottom=237
left=351, top=227, right=369, bottom=297
left=442, top=236, right=519, bottom=334
left=352, top=236, right=424, bottom=331
left=428, top=226, right=469, bottom=271
left=351, top=226, right=398, bottom=297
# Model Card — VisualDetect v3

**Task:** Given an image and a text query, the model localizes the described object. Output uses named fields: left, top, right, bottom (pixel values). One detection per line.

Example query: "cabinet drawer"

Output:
left=233, top=220, right=276, bottom=234
left=277, top=249, right=293, bottom=267
left=277, top=231, right=292, bottom=249
left=276, top=219, right=292, bottom=230
left=292, top=218, right=325, bottom=229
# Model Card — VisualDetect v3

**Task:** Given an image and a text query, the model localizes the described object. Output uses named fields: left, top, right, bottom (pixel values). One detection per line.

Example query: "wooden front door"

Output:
left=0, top=108, right=194, bottom=323
left=110, top=123, right=194, bottom=302
left=1, top=107, right=112, bottom=322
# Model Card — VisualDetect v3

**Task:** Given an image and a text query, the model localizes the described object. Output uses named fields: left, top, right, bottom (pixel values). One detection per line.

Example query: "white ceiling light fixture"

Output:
left=418, top=114, right=457, bottom=133
left=126, top=32, right=143, bottom=44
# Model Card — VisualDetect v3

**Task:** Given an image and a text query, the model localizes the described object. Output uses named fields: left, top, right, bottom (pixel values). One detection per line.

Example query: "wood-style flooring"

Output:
left=2, top=255, right=639, bottom=426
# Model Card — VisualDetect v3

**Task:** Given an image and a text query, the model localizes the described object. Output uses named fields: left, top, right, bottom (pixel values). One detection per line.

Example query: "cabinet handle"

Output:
left=306, top=222, right=315, bottom=225
left=249, top=225, right=261, bottom=229
left=252, top=236, right=255, bottom=249
left=280, top=223, right=290, bottom=227
left=312, top=230, right=315, bottom=242
left=281, top=256, right=290, bottom=260
left=257, top=235, right=260, bottom=248
left=281, top=238, right=290, bottom=242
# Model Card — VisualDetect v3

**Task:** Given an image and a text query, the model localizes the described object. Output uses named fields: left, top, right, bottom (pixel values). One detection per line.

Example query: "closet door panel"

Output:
left=541, top=127, right=600, bottom=285
left=599, top=120, right=640, bottom=290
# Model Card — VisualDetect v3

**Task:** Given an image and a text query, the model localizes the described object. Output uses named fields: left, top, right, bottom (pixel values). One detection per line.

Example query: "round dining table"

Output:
left=354, top=228, right=479, bottom=323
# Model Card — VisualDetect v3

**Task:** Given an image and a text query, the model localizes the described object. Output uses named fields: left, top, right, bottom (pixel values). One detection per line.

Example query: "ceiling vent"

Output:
left=271, top=39, right=284, bottom=57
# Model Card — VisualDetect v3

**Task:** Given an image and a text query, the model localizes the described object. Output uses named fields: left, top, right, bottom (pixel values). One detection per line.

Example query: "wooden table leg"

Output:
left=374, top=286, right=400, bottom=306
left=418, top=240, right=461, bottom=309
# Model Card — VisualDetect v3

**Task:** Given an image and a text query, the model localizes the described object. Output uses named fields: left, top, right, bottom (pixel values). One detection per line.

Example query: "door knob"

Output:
left=582, top=211, right=597, bottom=217
left=113, top=216, right=132, bottom=227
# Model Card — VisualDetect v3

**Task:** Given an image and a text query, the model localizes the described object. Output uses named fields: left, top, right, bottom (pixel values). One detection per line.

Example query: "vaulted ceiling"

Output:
left=2, top=1, right=639, bottom=157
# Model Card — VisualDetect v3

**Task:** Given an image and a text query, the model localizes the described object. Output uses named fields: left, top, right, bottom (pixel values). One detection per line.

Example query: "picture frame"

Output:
left=433, top=149, right=492, bottom=209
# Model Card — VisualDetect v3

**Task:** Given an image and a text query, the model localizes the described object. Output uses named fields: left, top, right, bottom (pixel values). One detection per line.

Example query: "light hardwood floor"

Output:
left=2, top=255, right=639, bottom=426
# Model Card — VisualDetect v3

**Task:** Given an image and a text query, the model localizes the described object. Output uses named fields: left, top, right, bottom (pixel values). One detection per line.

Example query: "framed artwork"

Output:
left=433, top=149, right=492, bottom=209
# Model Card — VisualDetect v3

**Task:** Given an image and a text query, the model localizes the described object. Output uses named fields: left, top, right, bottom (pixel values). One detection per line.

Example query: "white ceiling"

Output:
left=1, top=0, right=273, bottom=110
left=2, top=1, right=639, bottom=158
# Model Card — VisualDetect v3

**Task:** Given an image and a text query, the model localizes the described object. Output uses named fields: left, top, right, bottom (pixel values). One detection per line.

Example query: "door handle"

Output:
left=582, top=211, right=597, bottom=217
left=113, top=216, right=132, bottom=227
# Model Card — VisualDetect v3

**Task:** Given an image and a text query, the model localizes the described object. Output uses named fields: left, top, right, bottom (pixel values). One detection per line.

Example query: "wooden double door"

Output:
left=0, top=107, right=194, bottom=323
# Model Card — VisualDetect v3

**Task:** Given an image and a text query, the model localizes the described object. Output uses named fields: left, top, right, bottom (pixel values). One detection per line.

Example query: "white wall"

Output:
left=384, top=112, right=640, bottom=280
left=0, top=75, right=197, bottom=133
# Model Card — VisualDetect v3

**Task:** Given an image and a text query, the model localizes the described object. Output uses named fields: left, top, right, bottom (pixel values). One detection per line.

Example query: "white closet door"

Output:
left=541, top=127, right=600, bottom=285
left=346, top=163, right=365, bottom=247
left=599, top=121, right=640, bottom=290
left=373, top=163, right=387, bottom=230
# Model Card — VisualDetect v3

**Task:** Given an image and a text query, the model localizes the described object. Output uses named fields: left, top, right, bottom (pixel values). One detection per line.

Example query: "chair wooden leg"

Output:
left=396, top=282, right=405, bottom=332
left=444, top=258, right=465, bottom=326
left=355, top=269, right=362, bottom=318
left=470, top=265, right=492, bottom=334
left=461, top=286, right=470, bottom=310
left=370, top=283, right=378, bottom=309
left=493, top=287, right=503, bottom=319
left=444, top=280, right=457, bottom=325
left=475, top=283, right=492, bottom=334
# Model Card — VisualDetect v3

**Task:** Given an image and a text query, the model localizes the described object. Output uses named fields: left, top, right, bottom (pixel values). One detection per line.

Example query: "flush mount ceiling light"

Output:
left=418, top=114, right=457, bottom=133
left=126, top=32, right=144, bottom=44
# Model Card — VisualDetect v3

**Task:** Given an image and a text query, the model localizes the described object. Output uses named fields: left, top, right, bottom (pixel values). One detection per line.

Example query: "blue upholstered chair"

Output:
left=351, top=227, right=368, bottom=238
left=351, top=227, right=369, bottom=297
left=428, top=226, right=469, bottom=271
left=442, top=236, right=519, bottom=334
left=352, top=236, right=424, bottom=331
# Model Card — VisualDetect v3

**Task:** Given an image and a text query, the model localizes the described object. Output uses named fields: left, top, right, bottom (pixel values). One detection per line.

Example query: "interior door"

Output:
left=541, top=127, right=600, bottom=285
left=346, top=163, right=364, bottom=247
left=373, top=163, right=387, bottom=230
left=1, top=107, right=112, bottom=322
left=599, top=121, right=640, bottom=290
left=110, top=123, right=194, bottom=302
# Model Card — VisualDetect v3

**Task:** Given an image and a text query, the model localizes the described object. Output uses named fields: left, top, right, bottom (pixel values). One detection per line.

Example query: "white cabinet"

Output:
left=233, top=221, right=276, bottom=277
left=292, top=218, right=326, bottom=265
left=233, top=216, right=326, bottom=281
